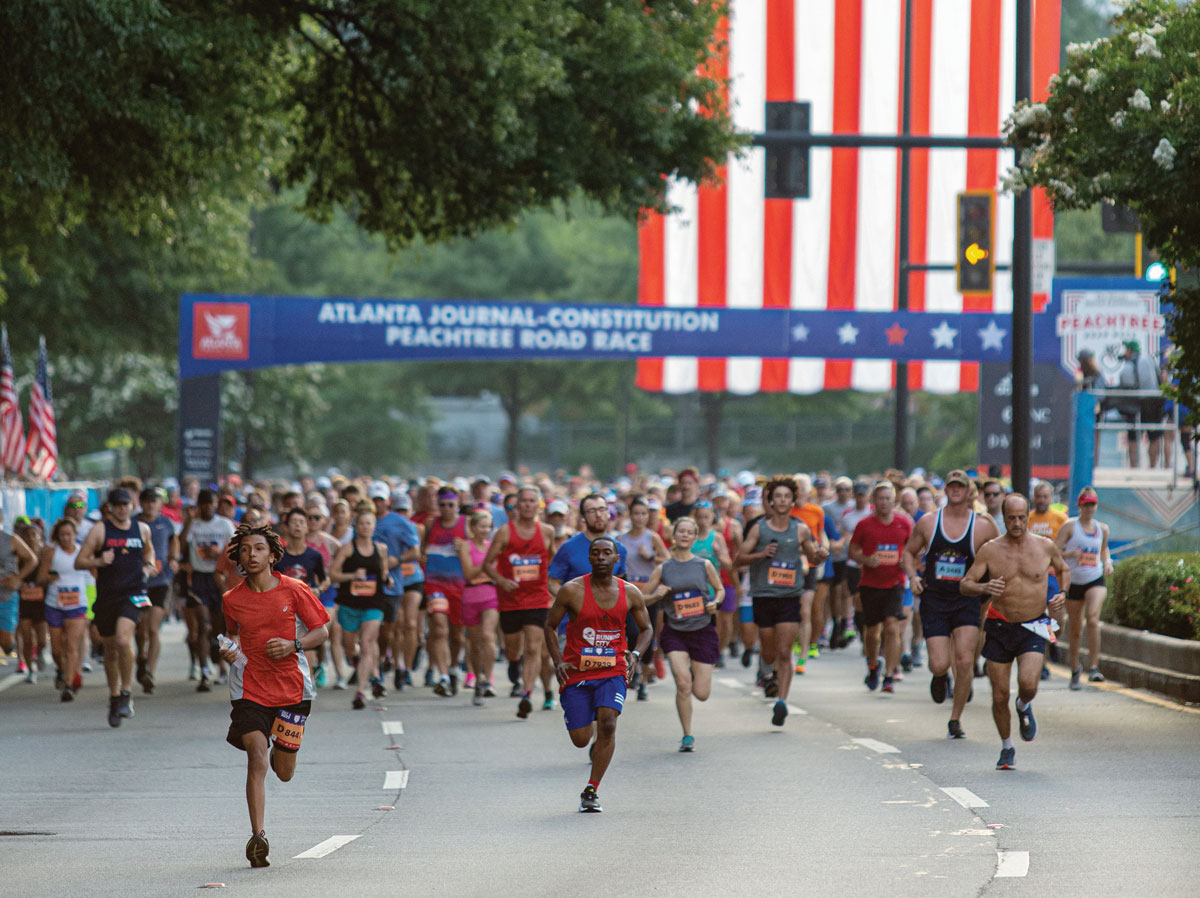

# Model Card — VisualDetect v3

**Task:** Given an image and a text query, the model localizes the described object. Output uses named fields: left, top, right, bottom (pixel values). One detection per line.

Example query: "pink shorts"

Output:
left=461, top=585, right=498, bottom=628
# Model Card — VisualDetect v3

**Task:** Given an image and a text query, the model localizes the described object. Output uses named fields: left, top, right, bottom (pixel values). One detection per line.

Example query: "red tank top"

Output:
left=496, top=520, right=551, bottom=612
left=563, top=578, right=628, bottom=686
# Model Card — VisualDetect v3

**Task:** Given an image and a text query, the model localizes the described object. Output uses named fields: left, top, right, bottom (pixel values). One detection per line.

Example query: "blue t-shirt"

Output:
left=143, top=515, right=175, bottom=588
left=374, top=512, right=421, bottom=595
left=488, top=502, right=509, bottom=529
left=275, top=547, right=326, bottom=590
left=822, top=514, right=840, bottom=542
left=548, top=532, right=628, bottom=584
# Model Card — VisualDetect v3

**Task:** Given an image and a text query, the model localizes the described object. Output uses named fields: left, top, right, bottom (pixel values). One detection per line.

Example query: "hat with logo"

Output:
left=944, top=469, right=971, bottom=487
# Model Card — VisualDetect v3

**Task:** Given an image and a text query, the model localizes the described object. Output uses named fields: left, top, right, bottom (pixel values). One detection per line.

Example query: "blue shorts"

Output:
left=560, top=676, right=627, bottom=732
left=338, top=606, right=384, bottom=632
left=319, top=587, right=338, bottom=609
left=920, top=598, right=982, bottom=639
left=45, top=605, right=89, bottom=628
left=0, top=591, right=17, bottom=632
left=902, top=587, right=914, bottom=609
left=1046, top=572, right=1060, bottom=602
left=738, top=604, right=754, bottom=624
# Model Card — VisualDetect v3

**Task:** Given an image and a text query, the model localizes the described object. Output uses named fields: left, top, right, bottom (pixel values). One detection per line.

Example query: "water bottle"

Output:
left=217, top=634, right=247, bottom=669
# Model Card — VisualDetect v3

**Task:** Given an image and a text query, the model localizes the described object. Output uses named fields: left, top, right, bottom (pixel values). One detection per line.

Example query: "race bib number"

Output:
left=19, top=584, right=44, bottom=602
left=511, top=554, right=541, bottom=582
left=873, top=544, right=900, bottom=566
left=400, top=561, right=417, bottom=578
left=427, top=592, right=450, bottom=615
left=130, top=594, right=151, bottom=609
left=579, top=646, right=617, bottom=670
left=197, top=543, right=221, bottom=562
left=768, top=561, right=797, bottom=588
left=350, top=578, right=377, bottom=597
left=934, top=553, right=967, bottom=582
left=270, top=708, right=308, bottom=752
left=672, top=589, right=706, bottom=618
left=1078, top=551, right=1099, bottom=568
left=1021, top=616, right=1060, bottom=644
left=56, top=586, right=82, bottom=608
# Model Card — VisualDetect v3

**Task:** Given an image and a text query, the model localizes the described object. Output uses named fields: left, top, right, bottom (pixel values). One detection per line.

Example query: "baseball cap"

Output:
left=391, top=492, right=412, bottom=511
left=1124, top=340, right=1141, bottom=353
left=498, top=471, right=517, bottom=485
left=833, top=476, right=853, bottom=490
left=316, top=476, right=333, bottom=490
left=813, top=475, right=829, bottom=488
left=547, top=499, right=569, bottom=516
left=107, top=487, right=132, bottom=505
left=473, top=475, right=491, bottom=486
left=162, top=477, right=180, bottom=491
left=944, top=469, right=971, bottom=487
left=453, top=477, right=471, bottom=492
left=368, top=481, right=390, bottom=501
left=735, top=470, right=756, bottom=488
left=852, top=480, right=871, bottom=495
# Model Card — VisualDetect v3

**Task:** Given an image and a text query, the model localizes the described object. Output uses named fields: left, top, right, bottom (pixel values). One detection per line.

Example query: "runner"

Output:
left=182, top=490, right=237, bottom=693
left=665, top=467, right=701, bottom=523
left=1054, top=487, right=1113, bottom=690
left=790, top=475, right=828, bottom=673
left=1027, top=481, right=1069, bottom=679
left=903, top=470, right=999, bottom=738
left=219, top=520, right=330, bottom=868
left=848, top=481, right=914, bottom=694
left=75, top=488, right=158, bottom=727
left=275, top=508, right=328, bottom=596
left=0, top=508, right=37, bottom=666
left=643, top=517, right=723, bottom=751
left=713, top=492, right=745, bottom=662
left=304, top=498, right=346, bottom=689
left=688, top=500, right=732, bottom=670
left=389, top=491, right=426, bottom=692
left=38, top=519, right=90, bottom=700
left=960, top=493, right=1069, bottom=770
left=544, top=536, right=652, bottom=812
left=484, top=485, right=556, bottom=717
left=330, top=503, right=390, bottom=709
left=735, top=475, right=825, bottom=725
left=329, top=498, right=354, bottom=545
left=615, top=496, right=669, bottom=700
left=135, top=488, right=178, bottom=694
left=369, top=482, right=414, bottom=693
left=458, top=509, right=500, bottom=705
left=15, top=520, right=46, bottom=684
left=839, top=481, right=875, bottom=648
left=421, top=487, right=469, bottom=697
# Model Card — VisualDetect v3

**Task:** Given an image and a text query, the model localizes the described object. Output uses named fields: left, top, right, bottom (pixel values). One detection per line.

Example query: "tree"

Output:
left=1004, top=0, right=1200, bottom=418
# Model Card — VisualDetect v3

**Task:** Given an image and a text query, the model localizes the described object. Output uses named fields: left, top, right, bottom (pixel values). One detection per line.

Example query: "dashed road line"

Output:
left=941, top=787, right=989, bottom=809
left=852, top=737, right=901, bottom=754
left=786, top=704, right=807, bottom=715
left=383, top=770, right=410, bottom=790
left=294, top=835, right=361, bottom=859
left=718, top=677, right=744, bottom=689
left=995, top=850, right=1030, bottom=877
left=381, top=721, right=404, bottom=735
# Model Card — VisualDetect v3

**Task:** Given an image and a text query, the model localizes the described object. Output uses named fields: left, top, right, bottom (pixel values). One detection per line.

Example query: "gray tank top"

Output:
left=617, top=530, right=656, bottom=585
left=749, top=517, right=803, bottom=598
left=661, top=556, right=712, bottom=632
left=0, top=529, right=17, bottom=577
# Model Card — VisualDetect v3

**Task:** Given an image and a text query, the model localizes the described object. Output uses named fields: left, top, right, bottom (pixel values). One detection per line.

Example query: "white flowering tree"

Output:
left=1005, top=0, right=1200, bottom=418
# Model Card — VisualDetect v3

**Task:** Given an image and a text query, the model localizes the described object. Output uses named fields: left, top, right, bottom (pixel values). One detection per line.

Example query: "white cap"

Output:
left=547, top=499, right=569, bottom=516
left=736, top=470, right=756, bottom=487
left=368, top=481, right=390, bottom=501
left=453, top=477, right=471, bottom=492
left=316, top=476, right=332, bottom=490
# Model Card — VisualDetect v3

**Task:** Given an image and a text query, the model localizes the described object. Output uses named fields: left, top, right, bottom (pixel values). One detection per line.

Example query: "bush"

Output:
left=1104, top=553, right=1200, bottom=641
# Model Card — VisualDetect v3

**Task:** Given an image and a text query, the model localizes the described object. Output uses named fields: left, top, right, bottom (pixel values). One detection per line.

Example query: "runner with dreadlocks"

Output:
left=218, top=520, right=330, bottom=869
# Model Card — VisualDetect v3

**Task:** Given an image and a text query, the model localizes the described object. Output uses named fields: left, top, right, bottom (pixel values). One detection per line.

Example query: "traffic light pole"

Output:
left=1011, top=0, right=1033, bottom=494
left=894, top=0, right=915, bottom=473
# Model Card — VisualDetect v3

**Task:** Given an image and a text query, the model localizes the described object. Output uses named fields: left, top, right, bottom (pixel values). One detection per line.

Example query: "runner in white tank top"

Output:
left=1054, top=487, right=1112, bottom=690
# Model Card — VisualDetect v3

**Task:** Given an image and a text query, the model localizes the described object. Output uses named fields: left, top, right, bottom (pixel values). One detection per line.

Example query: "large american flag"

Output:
left=0, top=324, right=25, bottom=476
left=26, top=336, right=58, bottom=480
left=637, top=0, right=1060, bottom=395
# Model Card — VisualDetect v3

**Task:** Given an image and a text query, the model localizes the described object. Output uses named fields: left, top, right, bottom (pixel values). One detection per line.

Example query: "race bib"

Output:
left=672, top=589, right=706, bottom=618
left=19, top=584, right=44, bottom=602
left=56, top=586, right=82, bottom=608
left=873, top=544, right=900, bottom=566
left=350, top=577, right=377, bottom=597
left=511, top=554, right=541, bottom=582
left=130, top=594, right=151, bottom=609
left=197, top=543, right=220, bottom=562
left=768, top=561, right=797, bottom=588
left=400, top=561, right=417, bottom=578
left=1078, top=551, right=1099, bottom=568
left=270, top=708, right=308, bottom=752
left=1020, top=616, right=1060, bottom=644
left=579, top=646, right=617, bottom=670
left=934, top=553, right=967, bottom=582
left=155, top=559, right=163, bottom=574
left=427, top=592, right=450, bottom=615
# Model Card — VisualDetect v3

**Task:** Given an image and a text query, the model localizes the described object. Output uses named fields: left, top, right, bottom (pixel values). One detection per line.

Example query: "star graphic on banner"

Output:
left=837, top=321, right=859, bottom=345
left=978, top=320, right=1007, bottom=351
left=885, top=322, right=908, bottom=346
left=792, top=323, right=809, bottom=342
left=930, top=320, right=958, bottom=349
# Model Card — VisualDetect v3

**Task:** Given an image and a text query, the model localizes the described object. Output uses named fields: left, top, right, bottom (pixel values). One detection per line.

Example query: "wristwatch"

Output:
left=630, top=650, right=641, bottom=661
left=294, top=639, right=303, bottom=654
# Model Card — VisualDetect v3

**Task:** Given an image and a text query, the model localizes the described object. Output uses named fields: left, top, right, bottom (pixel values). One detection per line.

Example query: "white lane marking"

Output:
left=381, top=721, right=404, bottom=735
left=293, top=835, right=361, bottom=859
left=995, top=850, right=1030, bottom=877
left=383, top=770, right=410, bottom=790
left=941, top=787, right=989, bottom=809
left=718, top=677, right=744, bottom=688
left=852, top=737, right=901, bottom=754
left=786, top=704, right=807, bottom=715
left=0, top=673, right=23, bottom=694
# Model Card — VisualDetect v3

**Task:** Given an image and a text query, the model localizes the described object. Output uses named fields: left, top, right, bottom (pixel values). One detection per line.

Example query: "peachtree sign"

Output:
left=179, top=293, right=1050, bottom=379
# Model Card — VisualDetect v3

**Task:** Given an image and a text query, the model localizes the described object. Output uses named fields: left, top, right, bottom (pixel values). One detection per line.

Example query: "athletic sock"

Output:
left=586, top=780, right=599, bottom=791
left=1015, top=697, right=1029, bottom=712
left=522, top=690, right=531, bottom=699
left=1002, top=738, right=1014, bottom=750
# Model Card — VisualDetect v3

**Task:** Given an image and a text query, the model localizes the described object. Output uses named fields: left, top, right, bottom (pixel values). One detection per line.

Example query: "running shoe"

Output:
left=865, top=664, right=881, bottom=691
left=996, top=747, right=1015, bottom=770
left=17, top=661, right=27, bottom=675
left=371, top=677, right=387, bottom=699
left=423, top=669, right=435, bottom=687
left=136, top=658, right=147, bottom=685
left=24, top=669, right=36, bottom=684
left=393, top=668, right=404, bottom=691
left=464, top=672, right=476, bottom=690
left=82, top=658, right=93, bottom=673
left=214, top=673, right=227, bottom=685
left=947, top=719, right=966, bottom=740
left=808, top=644, right=819, bottom=659
left=679, top=735, right=696, bottom=752
left=729, top=642, right=739, bottom=659
left=900, top=653, right=912, bottom=673
left=482, top=681, right=496, bottom=698
left=314, top=665, right=327, bottom=688
left=196, top=678, right=211, bottom=693
left=517, top=695, right=532, bottom=718
left=433, top=679, right=451, bottom=697
left=61, top=686, right=74, bottom=703
left=55, top=668, right=66, bottom=690
left=352, top=692, right=366, bottom=709
left=579, top=786, right=602, bottom=813
left=771, top=700, right=788, bottom=727
left=1017, top=700, right=1037, bottom=742
left=348, top=669, right=359, bottom=686
left=245, top=832, right=270, bottom=868
left=741, top=648, right=753, bottom=668
left=107, top=695, right=121, bottom=728
left=1069, top=667, right=1082, bottom=691
left=1040, top=665, right=1050, bottom=681
left=449, top=673, right=459, bottom=696
left=334, top=676, right=348, bottom=690
left=542, top=694, right=554, bottom=711
left=510, top=683, right=523, bottom=698
left=472, top=685, right=484, bottom=707
left=881, top=675, right=895, bottom=694
left=910, top=644, right=923, bottom=667
left=141, top=672, right=155, bottom=695
left=1088, top=666, right=1105, bottom=683
left=841, top=628, right=857, bottom=647
left=930, top=673, right=950, bottom=704
left=794, top=660, right=806, bottom=675
left=637, top=682, right=648, bottom=701
left=763, top=675, right=779, bottom=698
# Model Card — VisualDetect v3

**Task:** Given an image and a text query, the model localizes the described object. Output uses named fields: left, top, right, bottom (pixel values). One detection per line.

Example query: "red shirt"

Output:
left=496, top=521, right=551, bottom=612
left=222, top=574, right=330, bottom=707
left=563, top=577, right=629, bottom=686
left=851, top=514, right=913, bottom=590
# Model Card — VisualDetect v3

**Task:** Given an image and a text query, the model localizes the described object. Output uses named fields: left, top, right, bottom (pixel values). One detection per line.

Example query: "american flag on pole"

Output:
left=0, top=324, right=26, bottom=477
left=26, top=336, right=58, bottom=481
left=637, top=0, right=1060, bottom=395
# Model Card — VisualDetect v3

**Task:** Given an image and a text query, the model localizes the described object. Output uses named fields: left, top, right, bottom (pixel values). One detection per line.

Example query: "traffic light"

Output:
left=956, top=190, right=995, bottom=296
left=764, top=102, right=809, bottom=199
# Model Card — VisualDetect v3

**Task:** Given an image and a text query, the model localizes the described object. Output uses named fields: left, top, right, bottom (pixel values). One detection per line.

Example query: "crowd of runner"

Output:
left=0, top=464, right=1113, bottom=866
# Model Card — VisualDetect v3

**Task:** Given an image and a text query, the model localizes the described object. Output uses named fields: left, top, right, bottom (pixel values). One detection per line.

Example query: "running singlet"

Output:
left=143, top=516, right=175, bottom=588
left=851, top=514, right=913, bottom=590
left=616, top=530, right=655, bottom=586
left=96, top=519, right=146, bottom=599
left=748, top=517, right=803, bottom=598
left=337, top=542, right=387, bottom=610
left=496, top=521, right=550, bottom=611
left=47, top=544, right=89, bottom=610
left=562, top=577, right=629, bottom=686
left=424, top=516, right=468, bottom=599
left=463, top=543, right=497, bottom=603
left=922, top=509, right=976, bottom=611
left=661, top=557, right=712, bottom=633
left=1065, top=520, right=1104, bottom=585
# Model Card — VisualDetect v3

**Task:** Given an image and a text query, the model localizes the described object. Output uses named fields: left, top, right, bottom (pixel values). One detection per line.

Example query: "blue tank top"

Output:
left=96, top=519, right=146, bottom=598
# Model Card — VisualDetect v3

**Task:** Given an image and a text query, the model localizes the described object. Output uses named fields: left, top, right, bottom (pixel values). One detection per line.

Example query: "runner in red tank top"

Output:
left=484, top=486, right=556, bottom=717
left=545, top=536, right=652, bottom=813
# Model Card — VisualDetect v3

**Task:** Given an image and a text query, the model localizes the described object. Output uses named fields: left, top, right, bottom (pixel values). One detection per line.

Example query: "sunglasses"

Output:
left=983, top=491, right=1002, bottom=498
left=438, top=501, right=458, bottom=507
left=67, top=501, right=86, bottom=509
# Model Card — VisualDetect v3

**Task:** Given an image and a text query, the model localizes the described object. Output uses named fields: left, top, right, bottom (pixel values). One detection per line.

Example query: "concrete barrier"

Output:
left=1081, top=623, right=1200, bottom=704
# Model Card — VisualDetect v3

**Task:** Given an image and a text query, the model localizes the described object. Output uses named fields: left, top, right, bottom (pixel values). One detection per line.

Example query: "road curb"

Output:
left=1086, top=623, right=1200, bottom=704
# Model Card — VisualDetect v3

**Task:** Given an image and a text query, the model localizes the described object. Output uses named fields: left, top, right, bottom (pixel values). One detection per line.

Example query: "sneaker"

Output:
left=196, top=678, right=211, bottom=693
left=213, top=672, right=227, bottom=685
left=679, top=735, right=696, bottom=752
left=637, top=682, right=648, bottom=701
left=729, top=642, right=739, bottom=659
left=17, top=661, right=26, bottom=675
left=509, top=683, right=523, bottom=698
left=314, top=665, right=327, bottom=688
left=61, top=686, right=74, bottom=703
left=741, top=648, right=753, bottom=668
left=1040, top=665, right=1050, bottom=681
left=245, top=832, right=270, bottom=868
left=107, top=695, right=121, bottom=728
left=542, top=694, right=554, bottom=711
left=947, top=719, right=966, bottom=739
left=472, top=685, right=484, bottom=707
left=517, top=695, right=532, bottom=719
left=404, top=671, right=413, bottom=686
left=1070, top=666, right=1082, bottom=691
left=24, top=669, right=36, bottom=684
left=423, top=669, right=435, bottom=687
left=881, top=675, right=895, bottom=694
left=464, top=672, right=476, bottom=690
left=482, top=682, right=496, bottom=698
left=433, top=679, right=450, bottom=697
left=996, top=747, right=1016, bottom=770
left=771, top=699, right=788, bottom=726
left=352, top=691, right=366, bottom=709
left=794, top=660, right=806, bottom=675
left=1088, top=666, right=1105, bottom=683
left=371, top=678, right=387, bottom=699
left=763, top=675, right=779, bottom=698
left=334, top=676, right=348, bottom=690
left=900, top=653, right=912, bottom=673
left=578, top=786, right=602, bottom=813
left=808, top=643, right=819, bottom=659
left=841, top=628, right=857, bottom=647
left=118, top=691, right=134, bottom=718
left=449, top=673, right=459, bottom=696
left=910, top=644, right=923, bottom=667
left=200, top=666, right=212, bottom=683
left=1016, top=700, right=1037, bottom=741
left=55, top=668, right=66, bottom=690
left=140, top=672, right=155, bottom=695
left=930, top=673, right=950, bottom=704
left=82, top=658, right=93, bottom=673
left=865, top=664, right=880, bottom=691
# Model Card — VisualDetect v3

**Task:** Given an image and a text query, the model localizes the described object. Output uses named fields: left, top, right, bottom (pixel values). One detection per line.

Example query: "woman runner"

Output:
left=330, top=504, right=391, bottom=709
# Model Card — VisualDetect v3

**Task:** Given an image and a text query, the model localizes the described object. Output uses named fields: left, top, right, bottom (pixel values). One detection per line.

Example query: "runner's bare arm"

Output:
left=714, top=533, right=733, bottom=571
left=625, top=584, right=654, bottom=673
left=1048, top=539, right=1069, bottom=613
left=960, top=544, right=1003, bottom=597
left=902, top=516, right=932, bottom=595
left=328, top=542, right=354, bottom=583
left=973, top=513, right=999, bottom=548
left=35, top=545, right=55, bottom=586
left=74, top=523, right=107, bottom=571
left=800, top=523, right=826, bottom=565
left=734, top=522, right=762, bottom=566
left=139, top=521, right=157, bottom=581
left=703, top=561, right=722, bottom=612
left=644, top=564, right=669, bottom=601
left=1054, top=520, right=1077, bottom=558
left=481, top=526, right=515, bottom=591
left=650, top=532, right=670, bottom=563
left=1101, top=523, right=1113, bottom=575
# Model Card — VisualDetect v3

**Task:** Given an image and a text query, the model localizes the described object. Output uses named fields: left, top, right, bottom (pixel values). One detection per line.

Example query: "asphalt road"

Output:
left=1, top=622, right=1196, bottom=897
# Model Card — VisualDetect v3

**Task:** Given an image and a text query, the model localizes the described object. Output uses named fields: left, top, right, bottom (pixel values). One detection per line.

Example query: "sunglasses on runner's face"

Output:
left=68, top=501, right=86, bottom=508
left=438, top=500, right=458, bottom=507
left=984, top=491, right=1002, bottom=498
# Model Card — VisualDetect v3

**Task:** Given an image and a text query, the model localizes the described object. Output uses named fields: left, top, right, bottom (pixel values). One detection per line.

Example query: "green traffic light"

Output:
left=1144, top=261, right=1168, bottom=281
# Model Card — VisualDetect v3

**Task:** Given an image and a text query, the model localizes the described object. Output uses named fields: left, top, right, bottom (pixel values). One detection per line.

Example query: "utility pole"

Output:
left=1011, top=0, right=1033, bottom=494
left=894, top=0, right=915, bottom=471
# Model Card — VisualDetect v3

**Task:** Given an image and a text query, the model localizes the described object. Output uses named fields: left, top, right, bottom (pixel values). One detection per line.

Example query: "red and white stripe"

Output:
left=0, top=325, right=25, bottom=476
left=26, top=336, right=57, bottom=481
left=636, top=0, right=1059, bottom=395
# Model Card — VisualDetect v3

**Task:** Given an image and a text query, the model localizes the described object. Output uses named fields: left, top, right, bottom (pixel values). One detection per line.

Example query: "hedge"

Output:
left=1103, top=553, right=1200, bottom=642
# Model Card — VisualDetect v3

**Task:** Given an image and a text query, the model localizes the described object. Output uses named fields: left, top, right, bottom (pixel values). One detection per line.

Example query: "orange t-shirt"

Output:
left=790, top=503, right=825, bottom=543
left=1027, top=509, right=1067, bottom=540
left=222, top=574, right=330, bottom=707
left=216, top=552, right=244, bottom=593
